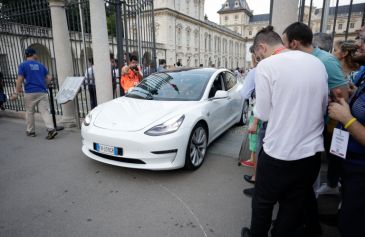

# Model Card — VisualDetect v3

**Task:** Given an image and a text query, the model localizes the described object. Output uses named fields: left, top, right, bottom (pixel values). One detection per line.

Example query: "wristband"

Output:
left=344, top=118, right=357, bottom=129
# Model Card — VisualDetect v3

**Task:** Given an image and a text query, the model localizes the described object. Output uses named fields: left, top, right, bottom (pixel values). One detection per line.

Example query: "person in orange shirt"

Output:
left=121, top=54, right=143, bottom=93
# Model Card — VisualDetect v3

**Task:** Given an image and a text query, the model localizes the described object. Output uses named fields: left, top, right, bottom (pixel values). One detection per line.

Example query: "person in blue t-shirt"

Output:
left=328, top=25, right=365, bottom=237
left=10, top=48, right=57, bottom=139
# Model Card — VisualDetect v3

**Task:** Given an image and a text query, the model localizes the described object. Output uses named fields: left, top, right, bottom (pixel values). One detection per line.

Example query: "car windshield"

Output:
left=126, top=69, right=215, bottom=101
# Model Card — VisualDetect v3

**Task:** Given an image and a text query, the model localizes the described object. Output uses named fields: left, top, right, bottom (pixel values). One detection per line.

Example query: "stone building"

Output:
left=218, top=0, right=365, bottom=67
left=154, top=0, right=245, bottom=69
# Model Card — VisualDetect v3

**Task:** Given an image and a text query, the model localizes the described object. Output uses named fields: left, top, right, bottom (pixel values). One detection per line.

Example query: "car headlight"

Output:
left=84, top=113, right=92, bottom=126
left=145, top=115, right=185, bottom=136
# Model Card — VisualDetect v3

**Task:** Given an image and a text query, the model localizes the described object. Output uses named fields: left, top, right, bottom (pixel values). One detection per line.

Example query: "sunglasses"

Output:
left=355, top=35, right=365, bottom=43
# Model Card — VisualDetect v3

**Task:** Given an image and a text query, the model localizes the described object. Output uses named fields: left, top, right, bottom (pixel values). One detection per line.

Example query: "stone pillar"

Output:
left=49, top=0, right=76, bottom=127
left=271, top=0, right=299, bottom=36
left=89, top=0, right=113, bottom=104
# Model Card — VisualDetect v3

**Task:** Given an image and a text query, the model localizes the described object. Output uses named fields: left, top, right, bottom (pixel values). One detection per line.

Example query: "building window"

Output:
left=249, top=31, right=252, bottom=35
left=225, top=3, right=229, bottom=8
left=235, top=15, right=239, bottom=20
left=186, top=0, right=190, bottom=14
left=350, top=22, right=355, bottom=28
left=338, top=23, right=343, bottom=30
left=327, top=25, right=331, bottom=31
left=187, top=31, right=190, bottom=47
left=225, top=16, right=228, bottom=21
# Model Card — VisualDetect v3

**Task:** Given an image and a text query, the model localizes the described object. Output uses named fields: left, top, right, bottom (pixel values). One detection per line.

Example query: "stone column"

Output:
left=89, top=0, right=113, bottom=104
left=49, top=0, right=76, bottom=127
left=271, top=0, right=299, bottom=36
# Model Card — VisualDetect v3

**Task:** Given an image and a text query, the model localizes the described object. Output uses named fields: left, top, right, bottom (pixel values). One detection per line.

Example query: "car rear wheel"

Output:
left=238, top=99, right=249, bottom=126
left=184, top=124, right=208, bottom=170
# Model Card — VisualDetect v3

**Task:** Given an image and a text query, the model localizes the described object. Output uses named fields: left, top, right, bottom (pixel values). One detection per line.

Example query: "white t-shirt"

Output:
left=254, top=50, right=328, bottom=161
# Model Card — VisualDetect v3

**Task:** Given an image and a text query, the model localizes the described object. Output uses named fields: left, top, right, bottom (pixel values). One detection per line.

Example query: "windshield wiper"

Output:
left=126, top=93, right=154, bottom=100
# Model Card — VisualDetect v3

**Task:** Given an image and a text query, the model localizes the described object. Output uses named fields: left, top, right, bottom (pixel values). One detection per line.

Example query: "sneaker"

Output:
left=241, top=227, right=252, bottom=237
left=240, top=160, right=255, bottom=167
left=243, top=187, right=254, bottom=197
left=46, top=129, right=58, bottom=140
left=316, top=183, right=339, bottom=195
left=26, top=131, right=36, bottom=137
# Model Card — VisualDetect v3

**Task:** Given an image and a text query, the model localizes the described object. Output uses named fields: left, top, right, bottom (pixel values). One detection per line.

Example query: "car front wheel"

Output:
left=184, top=123, right=208, bottom=170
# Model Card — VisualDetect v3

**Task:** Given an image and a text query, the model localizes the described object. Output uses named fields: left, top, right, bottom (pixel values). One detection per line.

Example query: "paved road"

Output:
left=0, top=117, right=252, bottom=237
left=0, top=117, right=340, bottom=237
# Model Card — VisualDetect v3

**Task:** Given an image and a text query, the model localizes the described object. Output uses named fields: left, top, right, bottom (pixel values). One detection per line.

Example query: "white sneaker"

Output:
left=316, top=183, right=340, bottom=195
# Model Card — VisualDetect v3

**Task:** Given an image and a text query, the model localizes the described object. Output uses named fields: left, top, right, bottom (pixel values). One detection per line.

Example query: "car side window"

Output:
left=223, top=72, right=237, bottom=91
left=208, top=73, right=224, bottom=98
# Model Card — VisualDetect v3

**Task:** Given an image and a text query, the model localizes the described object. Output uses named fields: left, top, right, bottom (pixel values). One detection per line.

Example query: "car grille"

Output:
left=89, top=150, right=146, bottom=164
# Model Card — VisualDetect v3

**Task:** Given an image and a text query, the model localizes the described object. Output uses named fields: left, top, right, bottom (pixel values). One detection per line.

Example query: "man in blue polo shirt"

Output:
left=11, top=48, right=57, bottom=139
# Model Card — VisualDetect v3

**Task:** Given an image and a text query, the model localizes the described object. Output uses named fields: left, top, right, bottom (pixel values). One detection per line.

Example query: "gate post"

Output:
left=271, top=0, right=299, bottom=35
left=49, top=0, right=76, bottom=127
left=89, top=0, right=113, bottom=103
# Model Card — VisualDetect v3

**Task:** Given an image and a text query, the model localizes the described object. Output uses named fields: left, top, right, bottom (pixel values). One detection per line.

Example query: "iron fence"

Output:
left=0, top=0, right=157, bottom=118
left=298, top=0, right=365, bottom=49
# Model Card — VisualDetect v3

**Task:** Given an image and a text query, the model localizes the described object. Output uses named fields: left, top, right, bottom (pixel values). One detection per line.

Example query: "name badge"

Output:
left=330, top=128, right=349, bottom=159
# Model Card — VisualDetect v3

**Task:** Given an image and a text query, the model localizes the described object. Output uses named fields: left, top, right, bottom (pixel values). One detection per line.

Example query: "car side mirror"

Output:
left=213, top=90, right=228, bottom=99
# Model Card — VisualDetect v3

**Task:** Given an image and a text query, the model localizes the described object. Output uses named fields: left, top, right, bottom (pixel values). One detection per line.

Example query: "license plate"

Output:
left=96, top=143, right=115, bottom=156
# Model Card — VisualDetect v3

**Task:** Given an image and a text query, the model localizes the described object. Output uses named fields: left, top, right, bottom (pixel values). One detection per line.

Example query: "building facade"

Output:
left=218, top=0, right=365, bottom=67
left=154, top=0, right=245, bottom=69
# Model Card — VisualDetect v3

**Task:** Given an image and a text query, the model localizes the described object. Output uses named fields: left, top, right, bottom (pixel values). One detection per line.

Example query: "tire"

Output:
left=238, top=99, right=249, bottom=126
left=184, top=123, right=208, bottom=170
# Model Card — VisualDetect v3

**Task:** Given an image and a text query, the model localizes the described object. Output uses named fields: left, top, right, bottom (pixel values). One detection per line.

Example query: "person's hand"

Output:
left=10, top=93, right=18, bottom=101
left=328, top=98, right=353, bottom=124
left=248, top=124, right=257, bottom=134
left=348, top=82, right=357, bottom=97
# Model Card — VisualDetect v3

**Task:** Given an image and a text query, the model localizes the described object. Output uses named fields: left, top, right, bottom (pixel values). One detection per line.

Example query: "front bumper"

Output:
left=81, top=125, right=190, bottom=170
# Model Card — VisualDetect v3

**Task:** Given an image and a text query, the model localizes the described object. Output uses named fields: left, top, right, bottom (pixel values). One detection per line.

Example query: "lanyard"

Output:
left=272, top=47, right=287, bottom=55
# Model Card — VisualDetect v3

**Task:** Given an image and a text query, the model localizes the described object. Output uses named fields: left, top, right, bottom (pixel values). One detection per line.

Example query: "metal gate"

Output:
left=298, top=0, right=365, bottom=49
left=0, top=0, right=157, bottom=118
left=0, top=0, right=61, bottom=115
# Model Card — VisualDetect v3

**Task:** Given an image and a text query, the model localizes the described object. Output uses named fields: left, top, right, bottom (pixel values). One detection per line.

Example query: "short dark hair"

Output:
left=88, top=58, right=94, bottom=65
left=253, top=26, right=282, bottom=50
left=130, top=54, right=138, bottom=62
left=283, top=22, right=313, bottom=47
left=249, top=45, right=255, bottom=54
left=159, top=59, right=166, bottom=65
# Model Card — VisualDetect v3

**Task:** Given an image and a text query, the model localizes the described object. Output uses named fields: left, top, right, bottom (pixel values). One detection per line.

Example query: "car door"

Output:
left=223, top=71, right=242, bottom=125
left=205, top=72, right=231, bottom=139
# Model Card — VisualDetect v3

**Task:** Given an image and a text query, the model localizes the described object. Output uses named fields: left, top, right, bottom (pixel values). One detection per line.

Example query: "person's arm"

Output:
left=328, top=98, right=365, bottom=146
left=122, top=66, right=130, bottom=75
left=240, top=69, right=255, bottom=100
left=10, top=75, right=24, bottom=100
left=45, top=74, right=52, bottom=85
left=327, top=57, right=349, bottom=101
left=253, top=65, right=271, bottom=122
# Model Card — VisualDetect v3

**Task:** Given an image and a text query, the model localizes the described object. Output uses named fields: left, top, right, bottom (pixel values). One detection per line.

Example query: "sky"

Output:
left=205, top=0, right=365, bottom=23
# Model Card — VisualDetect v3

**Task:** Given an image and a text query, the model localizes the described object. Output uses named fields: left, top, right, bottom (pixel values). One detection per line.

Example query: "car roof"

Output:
left=164, top=67, right=223, bottom=74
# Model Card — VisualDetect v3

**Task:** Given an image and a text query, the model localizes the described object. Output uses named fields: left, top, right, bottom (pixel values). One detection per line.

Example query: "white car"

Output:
left=81, top=68, right=246, bottom=170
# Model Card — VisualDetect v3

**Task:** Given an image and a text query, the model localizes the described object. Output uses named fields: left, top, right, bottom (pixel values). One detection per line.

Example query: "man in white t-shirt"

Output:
left=241, top=26, right=328, bottom=237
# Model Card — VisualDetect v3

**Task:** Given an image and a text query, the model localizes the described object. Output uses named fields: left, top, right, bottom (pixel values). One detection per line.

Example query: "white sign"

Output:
left=56, top=77, right=85, bottom=104
left=330, top=128, right=349, bottom=159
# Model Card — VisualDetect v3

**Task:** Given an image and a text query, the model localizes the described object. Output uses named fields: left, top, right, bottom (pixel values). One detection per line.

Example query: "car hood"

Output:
left=93, top=97, right=197, bottom=132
